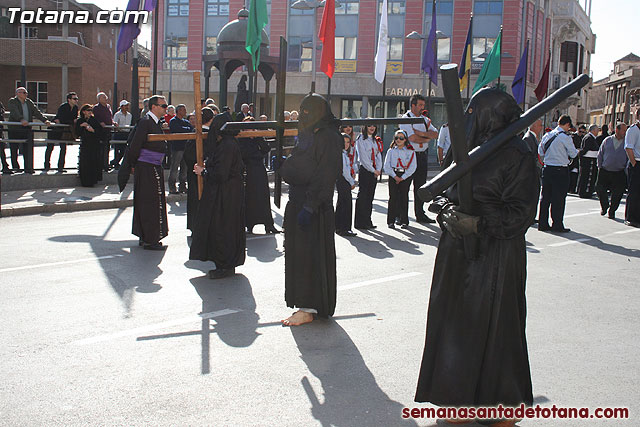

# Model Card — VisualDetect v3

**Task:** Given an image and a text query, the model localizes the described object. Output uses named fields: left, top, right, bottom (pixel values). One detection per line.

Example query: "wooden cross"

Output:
left=192, top=71, right=204, bottom=200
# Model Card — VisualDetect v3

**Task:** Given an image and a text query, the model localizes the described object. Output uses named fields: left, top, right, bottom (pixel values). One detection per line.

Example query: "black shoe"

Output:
left=179, top=186, right=188, bottom=194
left=538, top=224, right=551, bottom=232
left=265, top=225, right=281, bottom=234
left=608, top=211, right=615, bottom=219
left=416, top=215, right=436, bottom=224
left=169, top=190, right=179, bottom=194
left=400, top=223, right=409, bottom=229
left=343, top=230, right=357, bottom=237
left=2, top=169, right=13, bottom=175
left=43, top=165, right=50, bottom=171
left=551, top=227, right=571, bottom=233
left=388, top=223, right=395, bottom=229
left=143, top=242, right=167, bottom=251
left=24, top=170, right=35, bottom=174
left=625, top=221, right=640, bottom=228
left=600, top=209, right=607, bottom=216
left=368, top=225, right=377, bottom=230
left=208, top=268, right=235, bottom=279
left=57, top=168, right=66, bottom=174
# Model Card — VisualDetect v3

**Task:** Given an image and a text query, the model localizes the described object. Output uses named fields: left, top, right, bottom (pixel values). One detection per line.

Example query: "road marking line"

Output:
left=564, top=210, right=601, bottom=218
left=548, top=238, right=592, bottom=247
left=613, top=229, right=640, bottom=235
left=73, top=308, right=241, bottom=345
left=247, top=234, right=282, bottom=241
left=0, top=254, right=125, bottom=273
left=339, top=272, right=424, bottom=291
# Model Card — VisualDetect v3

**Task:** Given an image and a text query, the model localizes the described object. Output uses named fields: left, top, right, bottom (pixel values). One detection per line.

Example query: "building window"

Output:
left=474, top=1, right=503, bottom=15
left=335, top=37, right=356, bottom=60
left=16, top=81, right=47, bottom=111
left=388, top=37, right=403, bottom=60
left=472, top=37, right=496, bottom=60
left=336, top=0, right=359, bottom=14
left=437, top=38, right=450, bottom=62
left=205, top=36, right=217, bottom=55
left=165, top=37, right=188, bottom=70
left=207, top=0, right=229, bottom=16
left=287, top=37, right=313, bottom=72
left=168, top=0, right=189, bottom=17
left=436, top=0, right=453, bottom=14
left=18, top=27, right=38, bottom=39
left=379, top=1, right=405, bottom=15
left=139, top=75, right=151, bottom=100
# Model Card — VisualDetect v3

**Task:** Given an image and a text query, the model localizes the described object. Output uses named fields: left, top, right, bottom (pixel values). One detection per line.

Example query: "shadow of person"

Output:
left=547, top=229, right=640, bottom=258
left=345, top=234, right=394, bottom=259
left=291, top=320, right=418, bottom=427
left=48, top=209, right=165, bottom=317
left=190, top=273, right=259, bottom=349
left=246, top=234, right=283, bottom=262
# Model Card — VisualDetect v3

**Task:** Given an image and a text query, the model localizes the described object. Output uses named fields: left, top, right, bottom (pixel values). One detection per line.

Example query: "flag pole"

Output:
left=497, top=26, right=503, bottom=87
left=466, top=13, right=473, bottom=103
left=522, top=39, right=529, bottom=111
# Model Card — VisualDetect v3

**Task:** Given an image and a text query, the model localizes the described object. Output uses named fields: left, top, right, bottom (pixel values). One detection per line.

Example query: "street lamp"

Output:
left=291, top=0, right=340, bottom=93
left=164, top=36, right=179, bottom=105
left=406, top=29, right=447, bottom=109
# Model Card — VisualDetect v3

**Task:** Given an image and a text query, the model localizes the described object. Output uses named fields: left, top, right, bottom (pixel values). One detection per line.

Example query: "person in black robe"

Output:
left=189, top=112, right=246, bottom=279
left=238, top=116, right=280, bottom=234
left=128, top=95, right=169, bottom=250
left=75, top=104, right=102, bottom=187
left=415, top=89, right=539, bottom=426
left=183, top=107, right=215, bottom=233
left=577, top=124, right=601, bottom=198
left=279, top=93, right=342, bottom=326
left=568, top=125, right=584, bottom=193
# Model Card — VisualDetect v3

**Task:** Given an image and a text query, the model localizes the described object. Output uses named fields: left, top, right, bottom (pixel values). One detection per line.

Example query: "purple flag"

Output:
left=144, top=0, right=157, bottom=11
left=421, top=1, right=438, bottom=86
left=117, top=0, right=145, bottom=55
left=511, top=40, right=529, bottom=104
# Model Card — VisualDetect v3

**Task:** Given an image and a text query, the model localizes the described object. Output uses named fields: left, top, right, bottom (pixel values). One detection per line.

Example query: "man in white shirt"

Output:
left=624, top=110, right=640, bottom=227
left=437, top=123, right=450, bottom=166
left=399, top=94, right=438, bottom=223
left=111, top=100, right=132, bottom=169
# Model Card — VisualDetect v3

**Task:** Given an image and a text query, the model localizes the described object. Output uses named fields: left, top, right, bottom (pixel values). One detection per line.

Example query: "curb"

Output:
left=1, top=193, right=187, bottom=218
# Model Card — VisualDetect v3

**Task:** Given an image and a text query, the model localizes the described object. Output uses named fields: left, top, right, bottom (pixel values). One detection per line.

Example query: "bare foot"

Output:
left=281, top=310, right=314, bottom=326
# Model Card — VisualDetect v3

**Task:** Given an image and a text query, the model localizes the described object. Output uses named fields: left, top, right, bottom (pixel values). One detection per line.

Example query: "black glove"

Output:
left=297, top=207, right=313, bottom=230
left=438, top=204, right=480, bottom=239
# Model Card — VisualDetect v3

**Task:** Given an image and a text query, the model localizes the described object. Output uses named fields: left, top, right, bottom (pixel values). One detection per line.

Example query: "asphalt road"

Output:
left=0, top=186, right=638, bottom=426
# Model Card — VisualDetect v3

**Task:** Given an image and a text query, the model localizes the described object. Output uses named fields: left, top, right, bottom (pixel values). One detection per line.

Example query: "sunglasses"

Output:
left=159, top=104, right=168, bottom=108
left=394, top=136, right=406, bottom=141
left=71, top=97, right=79, bottom=100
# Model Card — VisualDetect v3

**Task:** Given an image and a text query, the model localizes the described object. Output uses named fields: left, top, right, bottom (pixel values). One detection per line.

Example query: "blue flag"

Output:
left=511, top=40, right=529, bottom=104
left=421, top=1, right=437, bottom=86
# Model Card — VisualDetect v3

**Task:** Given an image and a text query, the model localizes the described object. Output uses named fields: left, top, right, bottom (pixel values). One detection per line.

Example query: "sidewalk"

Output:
left=0, top=183, right=187, bottom=217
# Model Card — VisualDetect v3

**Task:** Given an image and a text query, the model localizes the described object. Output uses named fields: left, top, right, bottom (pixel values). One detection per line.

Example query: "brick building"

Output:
left=155, top=0, right=594, bottom=133
left=0, top=0, right=133, bottom=114
left=602, top=53, right=640, bottom=126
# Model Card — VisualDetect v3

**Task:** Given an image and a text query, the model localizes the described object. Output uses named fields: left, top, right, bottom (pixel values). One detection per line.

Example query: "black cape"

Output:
left=280, top=121, right=342, bottom=317
left=189, top=132, right=246, bottom=269
left=183, top=129, right=215, bottom=231
left=76, top=116, right=102, bottom=187
left=238, top=137, right=274, bottom=228
left=128, top=116, right=169, bottom=244
left=416, top=89, right=538, bottom=409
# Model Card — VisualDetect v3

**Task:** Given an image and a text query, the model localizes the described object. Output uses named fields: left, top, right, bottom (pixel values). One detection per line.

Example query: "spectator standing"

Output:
left=384, top=129, right=417, bottom=229
left=7, top=86, right=50, bottom=173
left=399, top=94, right=438, bottom=223
left=537, top=115, right=578, bottom=232
left=75, top=104, right=102, bottom=187
left=335, top=132, right=357, bottom=237
left=354, top=123, right=382, bottom=230
left=577, top=124, right=600, bottom=198
left=93, top=92, right=113, bottom=175
left=624, top=111, right=640, bottom=227
left=111, top=100, right=132, bottom=169
left=596, top=122, right=628, bottom=219
left=45, top=91, right=79, bottom=172
left=168, top=104, right=192, bottom=194
left=0, top=102, right=10, bottom=174
left=436, top=123, right=450, bottom=167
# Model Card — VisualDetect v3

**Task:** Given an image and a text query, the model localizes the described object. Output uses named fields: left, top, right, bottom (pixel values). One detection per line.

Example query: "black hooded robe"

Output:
left=415, top=89, right=539, bottom=411
left=76, top=116, right=102, bottom=187
left=238, top=137, right=274, bottom=229
left=183, top=130, right=215, bottom=231
left=128, top=116, right=169, bottom=244
left=189, top=118, right=246, bottom=270
left=280, top=94, right=342, bottom=317
left=577, top=132, right=600, bottom=198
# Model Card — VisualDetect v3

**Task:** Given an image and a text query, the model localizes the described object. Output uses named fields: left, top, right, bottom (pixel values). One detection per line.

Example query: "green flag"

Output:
left=472, top=28, right=502, bottom=93
left=245, top=0, right=268, bottom=71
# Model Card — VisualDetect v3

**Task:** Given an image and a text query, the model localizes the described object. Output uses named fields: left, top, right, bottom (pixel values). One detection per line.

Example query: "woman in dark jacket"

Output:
left=75, top=104, right=102, bottom=187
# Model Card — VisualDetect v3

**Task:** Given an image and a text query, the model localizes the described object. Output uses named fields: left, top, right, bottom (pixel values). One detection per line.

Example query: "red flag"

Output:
left=535, top=52, right=551, bottom=101
left=318, top=0, right=335, bottom=78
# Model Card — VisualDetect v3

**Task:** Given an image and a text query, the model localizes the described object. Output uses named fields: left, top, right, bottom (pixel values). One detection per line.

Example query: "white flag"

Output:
left=374, top=0, right=388, bottom=83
